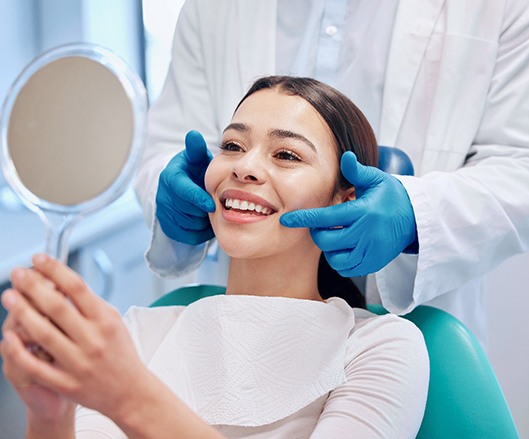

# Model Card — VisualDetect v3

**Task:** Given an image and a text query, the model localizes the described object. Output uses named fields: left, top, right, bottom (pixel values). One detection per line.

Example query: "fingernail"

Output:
left=2, top=290, right=15, bottom=309
left=10, top=268, right=25, bottom=282
left=33, top=254, right=48, bottom=265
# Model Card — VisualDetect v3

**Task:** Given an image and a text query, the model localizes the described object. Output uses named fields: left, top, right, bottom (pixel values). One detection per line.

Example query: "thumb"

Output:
left=185, top=130, right=211, bottom=166
left=341, top=151, right=383, bottom=190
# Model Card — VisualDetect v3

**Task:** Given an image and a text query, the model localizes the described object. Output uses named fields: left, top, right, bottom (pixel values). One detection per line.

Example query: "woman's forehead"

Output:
left=230, top=89, right=335, bottom=149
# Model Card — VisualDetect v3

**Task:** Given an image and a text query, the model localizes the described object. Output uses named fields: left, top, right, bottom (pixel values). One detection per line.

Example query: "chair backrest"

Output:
left=378, top=145, right=414, bottom=175
left=151, top=285, right=519, bottom=438
left=367, top=304, right=519, bottom=438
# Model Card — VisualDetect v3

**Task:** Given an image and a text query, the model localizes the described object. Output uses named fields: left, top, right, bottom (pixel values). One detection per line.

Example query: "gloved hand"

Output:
left=155, top=130, right=215, bottom=245
left=280, top=151, right=418, bottom=277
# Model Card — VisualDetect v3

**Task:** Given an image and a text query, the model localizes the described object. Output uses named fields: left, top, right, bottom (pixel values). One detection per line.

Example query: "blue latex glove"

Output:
left=280, top=151, right=418, bottom=277
left=155, top=130, right=215, bottom=245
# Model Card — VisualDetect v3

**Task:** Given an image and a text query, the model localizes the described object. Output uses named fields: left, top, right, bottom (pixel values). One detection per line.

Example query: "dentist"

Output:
left=135, top=0, right=529, bottom=343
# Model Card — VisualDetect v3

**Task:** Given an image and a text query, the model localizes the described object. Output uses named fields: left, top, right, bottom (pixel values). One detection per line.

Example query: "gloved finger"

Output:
left=157, top=205, right=214, bottom=243
left=163, top=223, right=215, bottom=246
left=337, top=266, right=365, bottom=278
left=158, top=169, right=215, bottom=214
left=324, top=247, right=365, bottom=274
left=309, top=226, right=360, bottom=253
left=167, top=198, right=212, bottom=221
left=185, top=130, right=212, bottom=167
left=341, top=151, right=385, bottom=191
left=178, top=179, right=216, bottom=213
left=280, top=202, right=360, bottom=229
left=157, top=205, right=212, bottom=233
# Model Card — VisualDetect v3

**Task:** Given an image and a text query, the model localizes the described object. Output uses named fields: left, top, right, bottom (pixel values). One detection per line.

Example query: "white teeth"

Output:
left=224, top=198, right=273, bottom=215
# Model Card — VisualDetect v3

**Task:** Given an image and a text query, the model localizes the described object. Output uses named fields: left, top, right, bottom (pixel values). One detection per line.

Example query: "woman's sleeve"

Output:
left=310, top=314, right=429, bottom=438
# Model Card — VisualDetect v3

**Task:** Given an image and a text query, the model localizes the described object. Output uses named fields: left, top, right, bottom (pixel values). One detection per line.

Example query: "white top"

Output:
left=75, top=295, right=429, bottom=438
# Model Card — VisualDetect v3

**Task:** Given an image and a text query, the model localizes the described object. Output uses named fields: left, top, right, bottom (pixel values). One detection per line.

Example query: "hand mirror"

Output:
left=0, top=44, right=147, bottom=262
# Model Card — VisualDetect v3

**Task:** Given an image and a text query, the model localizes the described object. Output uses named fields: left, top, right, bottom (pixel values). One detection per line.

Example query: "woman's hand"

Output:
left=2, top=254, right=225, bottom=439
left=1, top=299, right=76, bottom=432
left=1, top=254, right=151, bottom=422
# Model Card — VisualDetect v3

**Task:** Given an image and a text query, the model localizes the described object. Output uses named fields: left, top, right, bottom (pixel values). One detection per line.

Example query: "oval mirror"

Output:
left=0, top=44, right=147, bottom=262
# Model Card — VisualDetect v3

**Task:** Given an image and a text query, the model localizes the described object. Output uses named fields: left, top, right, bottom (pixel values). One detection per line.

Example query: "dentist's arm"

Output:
left=280, top=152, right=418, bottom=277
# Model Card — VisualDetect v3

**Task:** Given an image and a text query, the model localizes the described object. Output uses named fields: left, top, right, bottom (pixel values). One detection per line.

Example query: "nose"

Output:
left=231, top=150, right=265, bottom=183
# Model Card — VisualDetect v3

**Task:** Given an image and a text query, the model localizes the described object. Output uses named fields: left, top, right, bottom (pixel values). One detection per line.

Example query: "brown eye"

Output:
left=275, top=149, right=301, bottom=161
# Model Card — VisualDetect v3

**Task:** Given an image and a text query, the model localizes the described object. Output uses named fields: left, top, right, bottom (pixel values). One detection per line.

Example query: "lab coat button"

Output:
left=325, top=25, right=338, bottom=36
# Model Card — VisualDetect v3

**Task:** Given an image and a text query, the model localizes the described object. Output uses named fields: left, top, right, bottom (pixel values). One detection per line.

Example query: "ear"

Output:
left=332, top=186, right=356, bottom=205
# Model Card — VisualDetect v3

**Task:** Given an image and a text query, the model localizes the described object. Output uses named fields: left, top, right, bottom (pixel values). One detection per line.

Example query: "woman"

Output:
left=1, top=76, right=429, bottom=438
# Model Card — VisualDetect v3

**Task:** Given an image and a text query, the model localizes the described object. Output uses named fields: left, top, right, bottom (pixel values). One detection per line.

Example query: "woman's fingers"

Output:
left=1, top=294, right=30, bottom=341
left=31, top=254, right=106, bottom=319
left=1, top=329, right=76, bottom=396
left=9, top=268, right=89, bottom=344
left=1, top=288, right=81, bottom=371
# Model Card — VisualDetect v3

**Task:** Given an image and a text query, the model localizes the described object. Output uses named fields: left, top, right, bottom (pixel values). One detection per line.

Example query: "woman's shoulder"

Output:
left=326, top=297, right=424, bottom=344
left=350, top=307, right=426, bottom=351
left=344, top=306, right=429, bottom=379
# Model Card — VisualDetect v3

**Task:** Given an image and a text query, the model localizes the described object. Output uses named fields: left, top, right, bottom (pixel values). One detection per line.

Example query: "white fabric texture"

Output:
left=75, top=296, right=428, bottom=438
left=134, top=0, right=529, bottom=345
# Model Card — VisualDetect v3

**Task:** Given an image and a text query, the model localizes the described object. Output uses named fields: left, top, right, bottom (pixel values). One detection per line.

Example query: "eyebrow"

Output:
left=268, top=129, right=317, bottom=152
left=223, top=122, right=250, bottom=134
left=223, top=123, right=317, bottom=152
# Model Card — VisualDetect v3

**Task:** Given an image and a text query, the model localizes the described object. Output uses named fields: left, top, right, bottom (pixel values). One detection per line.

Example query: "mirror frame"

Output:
left=0, top=43, right=147, bottom=217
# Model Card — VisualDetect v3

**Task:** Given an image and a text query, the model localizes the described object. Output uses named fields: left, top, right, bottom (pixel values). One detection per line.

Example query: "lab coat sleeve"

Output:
left=377, top=0, right=529, bottom=313
left=134, top=0, right=218, bottom=277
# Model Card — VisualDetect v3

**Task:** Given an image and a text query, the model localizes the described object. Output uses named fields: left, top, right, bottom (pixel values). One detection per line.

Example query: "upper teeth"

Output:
left=225, top=198, right=273, bottom=215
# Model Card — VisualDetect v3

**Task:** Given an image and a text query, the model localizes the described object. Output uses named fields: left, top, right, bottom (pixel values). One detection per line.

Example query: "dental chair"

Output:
left=150, top=285, right=519, bottom=438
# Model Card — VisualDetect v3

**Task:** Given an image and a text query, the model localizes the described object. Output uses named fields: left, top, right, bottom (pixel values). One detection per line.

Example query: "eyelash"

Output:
left=218, top=142, right=302, bottom=162
left=274, top=149, right=301, bottom=162
left=219, top=141, right=243, bottom=152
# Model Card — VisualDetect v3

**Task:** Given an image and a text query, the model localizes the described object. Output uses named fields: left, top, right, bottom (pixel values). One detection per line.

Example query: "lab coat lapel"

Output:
left=237, top=0, right=277, bottom=88
left=379, top=0, right=446, bottom=146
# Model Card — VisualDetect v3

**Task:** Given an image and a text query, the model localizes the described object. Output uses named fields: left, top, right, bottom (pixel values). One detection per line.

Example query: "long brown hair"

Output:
left=236, top=76, right=379, bottom=308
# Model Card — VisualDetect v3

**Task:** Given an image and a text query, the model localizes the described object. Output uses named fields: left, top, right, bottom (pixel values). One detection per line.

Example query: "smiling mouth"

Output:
left=224, top=198, right=276, bottom=215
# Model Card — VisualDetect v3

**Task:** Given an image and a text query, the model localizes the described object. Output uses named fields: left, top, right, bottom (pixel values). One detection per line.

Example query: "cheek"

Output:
left=204, top=158, right=222, bottom=196
left=280, top=172, right=337, bottom=211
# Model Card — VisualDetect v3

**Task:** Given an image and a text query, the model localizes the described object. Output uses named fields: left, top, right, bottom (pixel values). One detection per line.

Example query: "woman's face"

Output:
left=205, top=88, right=351, bottom=260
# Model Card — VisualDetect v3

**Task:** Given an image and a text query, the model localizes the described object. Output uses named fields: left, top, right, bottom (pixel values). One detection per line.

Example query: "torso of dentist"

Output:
left=134, top=0, right=529, bottom=345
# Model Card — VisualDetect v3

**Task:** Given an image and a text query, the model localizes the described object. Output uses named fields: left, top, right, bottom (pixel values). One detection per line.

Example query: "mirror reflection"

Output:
left=8, top=56, right=134, bottom=205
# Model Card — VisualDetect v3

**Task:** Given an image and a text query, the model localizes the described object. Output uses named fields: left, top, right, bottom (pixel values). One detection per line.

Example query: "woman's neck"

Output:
left=225, top=250, right=323, bottom=301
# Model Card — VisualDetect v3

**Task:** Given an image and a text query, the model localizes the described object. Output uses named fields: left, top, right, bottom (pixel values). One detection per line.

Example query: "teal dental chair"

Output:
left=151, top=284, right=519, bottom=439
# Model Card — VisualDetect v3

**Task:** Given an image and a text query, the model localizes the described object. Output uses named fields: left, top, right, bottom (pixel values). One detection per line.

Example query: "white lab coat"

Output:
left=134, top=0, right=529, bottom=342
